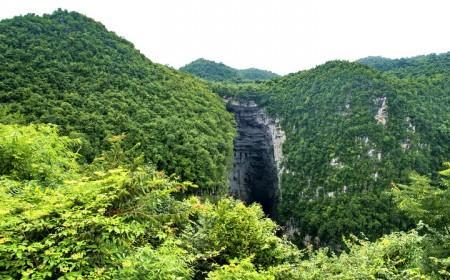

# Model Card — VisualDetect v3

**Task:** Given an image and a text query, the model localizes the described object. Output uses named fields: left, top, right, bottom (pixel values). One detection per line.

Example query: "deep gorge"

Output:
left=226, top=99, right=285, bottom=216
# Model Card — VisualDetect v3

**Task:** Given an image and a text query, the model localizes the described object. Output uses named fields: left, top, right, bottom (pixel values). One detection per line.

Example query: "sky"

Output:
left=1, top=0, right=449, bottom=75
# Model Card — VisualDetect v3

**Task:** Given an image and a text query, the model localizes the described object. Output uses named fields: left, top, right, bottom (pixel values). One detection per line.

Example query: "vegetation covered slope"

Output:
left=358, top=51, right=450, bottom=78
left=0, top=8, right=449, bottom=278
left=180, top=58, right=279, bottom=82
left=0, top=124, right=298, bottom=279
left=1, top=124, right=448, bottom=279
left=235, top=60, right=450, bottom=247
left=0, top=10, right=235, bottom=192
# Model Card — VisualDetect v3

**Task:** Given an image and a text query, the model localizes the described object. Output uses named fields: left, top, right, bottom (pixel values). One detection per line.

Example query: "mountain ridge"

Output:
left=357, top=51, right=450, bottom=78
left=180, top=57, right=279, bottom=82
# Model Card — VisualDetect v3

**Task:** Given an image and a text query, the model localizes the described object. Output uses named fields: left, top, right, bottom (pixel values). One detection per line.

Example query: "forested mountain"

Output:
left=180, top=58, right=279, bottom=82
left=358, top=51, right=450, bottom=78
left=219, top=59, right=450, bottom=248
left=276, top=61, right=449, bottom=246
left=0, top=9, right=449, bottom=279
left=0, top=10, right=235, bottom=192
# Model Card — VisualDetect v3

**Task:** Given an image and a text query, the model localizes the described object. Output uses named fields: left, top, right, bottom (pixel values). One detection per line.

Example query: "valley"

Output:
left=0, top=9, right=449, bottom=279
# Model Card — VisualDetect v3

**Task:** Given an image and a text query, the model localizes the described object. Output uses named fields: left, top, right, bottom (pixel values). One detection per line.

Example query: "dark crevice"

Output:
left=227, top=100, right=279, bottom=217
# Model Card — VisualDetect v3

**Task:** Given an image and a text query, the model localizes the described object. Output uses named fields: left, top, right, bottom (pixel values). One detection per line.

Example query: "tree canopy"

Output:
left=1, top=123, right=448, bottom=280
left=0, top=10, right=236, bottom=193
left=212, top=59, right=450, bottom=248
left=0, top=9, right=449, bottom=279
left=180, top=58, right=279, bottom=82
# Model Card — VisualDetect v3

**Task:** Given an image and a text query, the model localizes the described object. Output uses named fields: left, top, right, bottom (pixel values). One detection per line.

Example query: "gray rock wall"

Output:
left=225, top=98, right=285, bottom=216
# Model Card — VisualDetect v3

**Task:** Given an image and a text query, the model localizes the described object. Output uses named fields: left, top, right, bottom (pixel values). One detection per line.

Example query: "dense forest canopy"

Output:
left=0, top=9, right=449, bottom=279
left=357, top=51, right=450, bottom=78
left=180, top=58, right=279, bottom=82
left=0, top=10, right=235, bottom=193
left=210, top=58, right=450, bottom=248
left=1, top=123, right=448, bottom=278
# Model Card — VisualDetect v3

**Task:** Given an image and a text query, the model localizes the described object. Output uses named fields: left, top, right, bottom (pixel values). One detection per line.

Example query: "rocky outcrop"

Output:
left=225, top=98, right=285, bottom=216
left=375, top=96, right=388, bottom=125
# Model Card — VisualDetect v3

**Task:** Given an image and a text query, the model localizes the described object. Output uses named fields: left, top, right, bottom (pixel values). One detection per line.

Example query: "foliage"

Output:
left=180, top=58, right=278, bottom=82
left=392, top=165, right=450, bottom=232
left=219, top=59, right=450, bottom=248
left=1, top=8, right=449, bottom=278
left=0, top=124, right=79, bottom=185
left=207, top=230, right=445, bottom=279
left=391, top=165, right=450, bottom=276
left=0, top=158, right=193, bottom=278
left=210, top=81, right=266, bottom=100
left=285, top=192, right=412, bottom=250
left=183, top=198, right=300, bottom=271
left=0, top=124, right=300, bottom=279
left=0, top=10, right=235, bottom=192
left=0, top=105, right=26, bottom=124
left=116, top=240, right=195, bottom=280
left=239, top=68, right=279, bottom=81
left=207, top=258, right=274, bottom=280
left=270, top=231, right=432, bottom=279
left=358, top=52, right=450, bottom=78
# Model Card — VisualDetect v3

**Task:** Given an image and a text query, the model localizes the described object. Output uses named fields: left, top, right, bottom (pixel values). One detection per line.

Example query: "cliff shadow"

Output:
left=227, top=100, right=279, bottom=217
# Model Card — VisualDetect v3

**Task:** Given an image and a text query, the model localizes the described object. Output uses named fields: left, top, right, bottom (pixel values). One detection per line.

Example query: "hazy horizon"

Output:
left=2, top=0, right=449, bottom=75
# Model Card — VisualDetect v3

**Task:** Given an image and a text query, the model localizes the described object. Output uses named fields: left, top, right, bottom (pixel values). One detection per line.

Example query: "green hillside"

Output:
left=180, top=58, right=279, bottom=82
left=2, top=123, right=448, bottom=278
left=0, top=9, right=449, bottom=279
left=358, top=52, right=450, bottom=78
left=0, top=10, right=235, bottom=192
left=239, top=67, right=279, bottom=81
left=228, top=60, right=450, bottom=247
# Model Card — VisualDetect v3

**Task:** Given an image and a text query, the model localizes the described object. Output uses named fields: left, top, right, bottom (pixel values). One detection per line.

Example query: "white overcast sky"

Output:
left=1, top=0, right=449, bottom=74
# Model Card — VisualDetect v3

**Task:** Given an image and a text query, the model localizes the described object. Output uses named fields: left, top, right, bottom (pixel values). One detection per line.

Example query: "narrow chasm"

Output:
left=226, top=99, right=282, bottom=217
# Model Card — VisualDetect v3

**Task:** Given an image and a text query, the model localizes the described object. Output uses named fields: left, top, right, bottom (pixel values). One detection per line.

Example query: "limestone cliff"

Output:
left=225, top=98, right=285, bottom=216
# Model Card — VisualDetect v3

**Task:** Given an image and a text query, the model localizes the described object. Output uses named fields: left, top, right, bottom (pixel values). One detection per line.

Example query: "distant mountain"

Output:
left=180, top=58, right=279, bottom=82
left=356, top=56, right=399, bottom=71
left=358, top=52, right=450, bottom=78
left=0, top=10, right=235, bottom=191
left=239, top=68, right=279, bottom=81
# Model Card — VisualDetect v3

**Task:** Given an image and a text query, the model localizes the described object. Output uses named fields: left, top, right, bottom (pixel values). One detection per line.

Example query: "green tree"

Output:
left=392, top=163, right=450, bottom=233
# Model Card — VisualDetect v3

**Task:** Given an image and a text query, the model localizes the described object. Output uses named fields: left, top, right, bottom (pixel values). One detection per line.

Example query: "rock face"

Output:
left=225, top=99, right=285, bottom=216
left=375, top=96, right=388, bottom=125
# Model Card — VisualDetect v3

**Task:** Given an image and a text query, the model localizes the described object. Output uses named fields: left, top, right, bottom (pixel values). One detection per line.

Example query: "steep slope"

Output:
left=180, top=58, right=278, bottom=82
left=0, top=10, right=235, bottom=192
left=240, top=61, right=450, bottom=247
left=1, top=9, right=449, bottom=279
